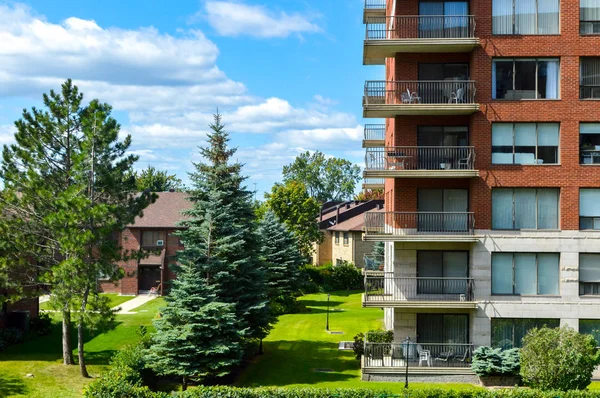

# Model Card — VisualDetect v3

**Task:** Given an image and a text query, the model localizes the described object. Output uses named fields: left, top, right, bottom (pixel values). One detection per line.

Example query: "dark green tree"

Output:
left=176, top=113, right=271, bottom=351
left=282, top=151, right=361, bottom=202
left=132, top=165, right=183, bottom=192
left=0, top=80, right=153, bottom=375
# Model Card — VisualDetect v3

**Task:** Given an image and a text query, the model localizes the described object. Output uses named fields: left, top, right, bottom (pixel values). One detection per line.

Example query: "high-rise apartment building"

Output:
left=360, top=0, right=600, bottom=382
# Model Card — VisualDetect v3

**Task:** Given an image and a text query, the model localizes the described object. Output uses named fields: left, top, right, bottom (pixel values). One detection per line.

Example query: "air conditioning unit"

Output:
left=156, top=240, right=164, bottom=247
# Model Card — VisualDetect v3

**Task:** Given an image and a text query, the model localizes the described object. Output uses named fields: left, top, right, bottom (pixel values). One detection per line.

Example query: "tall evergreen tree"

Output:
left=0, top=80, right=153, bottom=375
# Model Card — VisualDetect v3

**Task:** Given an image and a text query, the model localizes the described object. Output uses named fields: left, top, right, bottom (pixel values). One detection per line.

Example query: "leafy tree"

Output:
left=282, top=151, right=361, bottom=202
left=520, top=325, right=600, bottom=391
left=258, top=209, right=304, bottom=318
left=264, top=181, right=322, bottom=258
left=354, top=189, right=384, bottom=201
left=133, top=165, right=183, bottom=192
left=0, top=80, right=153, bottom=375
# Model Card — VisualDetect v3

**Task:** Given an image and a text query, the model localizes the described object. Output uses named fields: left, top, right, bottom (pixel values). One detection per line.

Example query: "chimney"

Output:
left=345, top=202, right=350, bottom=209
left=168, top=188, right=175, bottom=192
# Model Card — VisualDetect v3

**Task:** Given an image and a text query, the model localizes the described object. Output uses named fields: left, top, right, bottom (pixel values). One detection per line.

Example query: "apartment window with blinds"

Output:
left=335, top=232, right=340, bottom=245
left=580, top=58, right=600, bottom=99
left=492, top=253, right=560, bottom=295
left=492, top=123, right=559, bottom=164
left=343, top=232, right=349, bottom=246
left=492, top=318, right=559, bottom=349
left=579, top=254, right=600, bottom=295
left=580, top=189, right=600, bottom=229
left=493, top=58, right=560, bottom=100
left=580, top=320, right=600, bottom=344
left=492, top=0, right=560, bottom=35
left=580, top=124, right=600, bottom=164
left=492, top=188, right=559, bottom=230
left=581, top=0, right=600, bottom=34
left=142, top=231, right=165, bottom=248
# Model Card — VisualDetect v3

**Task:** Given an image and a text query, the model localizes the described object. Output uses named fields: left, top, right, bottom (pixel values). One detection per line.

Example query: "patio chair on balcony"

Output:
left=457, top=151, right=472, bottom=169
left=408, top=89, right=421, bottom=104
left=416, top=344, right=431, bottom=367
left=434, top=350, right=454, bottom=363
left=449, top=87, right=465, bottom=104
left=401, top=92, right=411, bottom=104
left=455, top=347, right=471, bottom=364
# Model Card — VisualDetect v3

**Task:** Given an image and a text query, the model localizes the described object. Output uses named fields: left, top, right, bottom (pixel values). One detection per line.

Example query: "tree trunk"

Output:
left=62, top=310, right=74, bottom=365
left=182, top=375, right=188, bottom=391
left=258, top=339, right=263, bottom=355
left=78, top=319, right=89, bottom=377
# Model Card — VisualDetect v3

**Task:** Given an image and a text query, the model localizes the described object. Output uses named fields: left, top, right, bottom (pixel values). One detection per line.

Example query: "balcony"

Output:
left=363, top=274, right=476, bottom=308
left=363, top=0, right=386, bottom=24
left=364, top=211, right=477, bottom=242
left=363, top=124, right=385, bottom=148
left=363, top=254, right=385, bottom=275
left=363, top=177, right=385, bottom=190
left=363, top=81, right=479, bottom=118
left=363, top=342, right=474, bottom=370
left=364, top=15, right=479, bottom=65
left=364, top=146, right=478, bottom=178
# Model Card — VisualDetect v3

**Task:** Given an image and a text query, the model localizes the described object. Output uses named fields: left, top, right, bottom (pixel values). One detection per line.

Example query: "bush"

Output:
left=471, top=346, right=520, bottom=377
left=353, top=330, right=394, bottom=361
left=300, top=263, right=363, bottom=292
left=520, top=325, right=600, bottom=391
left=84, top=369, right=167, bottom=398
left=30, top=312, right=52, bottom=336
left=330, top=263, right=363, bottom=290
left=179, top=387, right=394, bottom=398
left=0, top=327, right=24, bottom=351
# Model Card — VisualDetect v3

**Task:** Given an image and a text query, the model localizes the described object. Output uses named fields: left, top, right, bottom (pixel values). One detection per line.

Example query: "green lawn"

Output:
left=0, top=297, right=165, bottom=398
left=39, top=293, right=136, bottom=311
left=235, top=291, right=481, bottom=393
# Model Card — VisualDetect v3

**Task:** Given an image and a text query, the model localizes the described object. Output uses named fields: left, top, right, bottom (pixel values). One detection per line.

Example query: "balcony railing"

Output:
left=366, top=146, right=475, bottom=171
left=364, top=254, right=385, bottom=271
left=364, top=0, right=386, bottom=9
left=363, top=177, right=385, bottom=185
left=364, top=211, right=475, bottom=237
left=364, top=124, right=385, bottom=141
left=366, top=15, right=476, bottom=40
left=364, top=342, right=473, bottom=368
left=365, top=81, right=477, bottom=105
left=365, top=274, right=474, bottom=303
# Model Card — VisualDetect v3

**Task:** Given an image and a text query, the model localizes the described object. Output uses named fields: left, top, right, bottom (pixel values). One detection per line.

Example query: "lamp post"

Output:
left=403, top=336, right=410, bottom=389
left=326, top=293, right=331, bottom=331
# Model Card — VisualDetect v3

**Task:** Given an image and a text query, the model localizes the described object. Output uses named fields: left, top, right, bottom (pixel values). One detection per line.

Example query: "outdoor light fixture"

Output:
left=326, top=293, right=331, bottom=331
left=403, top=336, right=411, bottom=389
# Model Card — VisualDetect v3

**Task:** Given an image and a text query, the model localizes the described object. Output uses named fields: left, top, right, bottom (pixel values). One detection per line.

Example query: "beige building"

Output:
left=313, top=201, right=383, bottom=268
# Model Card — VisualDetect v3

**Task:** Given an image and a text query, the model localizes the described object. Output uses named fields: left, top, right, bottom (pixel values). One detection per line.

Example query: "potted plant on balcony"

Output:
left=472, top=346, right=521, bottom=387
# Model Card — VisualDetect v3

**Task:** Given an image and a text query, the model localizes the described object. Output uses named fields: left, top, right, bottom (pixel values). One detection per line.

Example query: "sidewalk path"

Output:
left=113, top=294, right=156, bottom=314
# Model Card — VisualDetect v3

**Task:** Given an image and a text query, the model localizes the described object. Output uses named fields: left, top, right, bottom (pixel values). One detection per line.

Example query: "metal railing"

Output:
left=364, top=254, right=385, bottom=271
left=364, top=342, right=473, bottom=368
left=364, top=81, right=477, bottom=105
left=363, top=177, right=385, bottom=186
left=364, top=211, right=475, bottom=236
left=364, top=274, right=474, bottom=302
left=364, top=0, right=386, bottom=10
left=366, top=15, right=476, bottom=40
left=364, top=124, right=385, bottom=141
left=365, top=146, right=475, bottom=171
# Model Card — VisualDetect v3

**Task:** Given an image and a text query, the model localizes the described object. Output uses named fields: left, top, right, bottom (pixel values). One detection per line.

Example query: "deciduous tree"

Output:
left=132, top=165, right=183, bottom=192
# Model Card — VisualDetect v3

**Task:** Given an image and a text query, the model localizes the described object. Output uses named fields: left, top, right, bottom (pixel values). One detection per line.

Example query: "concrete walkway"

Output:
left=113, top=293, right=156, bottom=314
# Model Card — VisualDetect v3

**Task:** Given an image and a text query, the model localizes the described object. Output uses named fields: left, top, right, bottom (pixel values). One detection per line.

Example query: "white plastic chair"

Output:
left=416, top=344, right=431, bottom=367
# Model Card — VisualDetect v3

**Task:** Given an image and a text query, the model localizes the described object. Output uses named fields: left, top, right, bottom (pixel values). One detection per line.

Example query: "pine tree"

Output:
left=176, top=113, right=271, bottom=354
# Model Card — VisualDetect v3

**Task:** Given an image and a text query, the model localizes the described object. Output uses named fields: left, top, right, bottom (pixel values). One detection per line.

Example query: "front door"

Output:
left=139, top=266, right=161, bottom=292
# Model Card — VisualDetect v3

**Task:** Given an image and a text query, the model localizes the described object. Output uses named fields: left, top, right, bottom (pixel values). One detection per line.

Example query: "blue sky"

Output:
left=0, top=0, right=383, bottom=196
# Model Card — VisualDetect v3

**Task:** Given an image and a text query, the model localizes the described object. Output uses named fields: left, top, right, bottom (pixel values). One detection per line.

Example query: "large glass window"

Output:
left=417, top=251, right=469, bottom=294
left=492, top=253, right=560, bottom=295
left=580, top=124, right=600, bottom=164
left=492, top=318, right=560, bottom=349
left=579, top=254, right=600, bottom=295
left=580, top=189, right=600, bottom=229
left=580, top=58, right=600, bottom=99
left=493, top=58, right=560, bottom=100
left=492, top=188, right=559, bottom=230
left=141, top=231, right=165, bottom=248
left=493, top=0, right=559, bottom=35
left=581, top=0, right=600, bottom=34
left=419, top=1, right=470, bottom=39
left=418, top=189, right=469, bottom=232
left=492, top=123, right=559, bottom=164
left=417, top=314, right=469, bottom=344
left=580, top=320, right=600, bottom=345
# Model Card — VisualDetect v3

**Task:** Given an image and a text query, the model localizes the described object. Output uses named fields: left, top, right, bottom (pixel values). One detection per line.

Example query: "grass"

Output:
left=39, top=293, right=136, bottom=311
left=0, top=297, right=165, bottom=398
left=235, top=291, right=481, bottom=393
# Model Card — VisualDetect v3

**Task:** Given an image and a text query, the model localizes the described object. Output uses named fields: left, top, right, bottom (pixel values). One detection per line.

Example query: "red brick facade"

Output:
left=385, top=0, right=600, bottom=230
left=0, top=297, right=39, bottom=329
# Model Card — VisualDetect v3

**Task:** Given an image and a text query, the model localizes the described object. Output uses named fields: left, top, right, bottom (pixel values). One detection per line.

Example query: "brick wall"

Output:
left=0, top=297, right=39, bottom=329
left=385, top=0, right=600, bottom=230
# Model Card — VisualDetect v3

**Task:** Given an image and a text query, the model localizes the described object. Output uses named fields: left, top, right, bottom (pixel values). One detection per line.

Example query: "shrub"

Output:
left=353, top=330, right=394, bottom=361
left=300, top=263, right=363, bottom=292
left=29, top=312, right=52, bottom=336
left=471, top=346, right=520, bottom=377
left=0, top=327, right=24, bottom=351
left=179, top=387, right=394, bottom=398
left=520, top=325, right=600, bottom=391
left=84, top=369, right=167, bottom=398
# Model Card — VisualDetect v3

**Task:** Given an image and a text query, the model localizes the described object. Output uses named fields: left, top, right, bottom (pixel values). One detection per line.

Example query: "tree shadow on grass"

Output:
left=84, top=349, right=118, bottom=365
left=300, top=300, right=344, bottom=308
left=0, top=374, right=28, bottom=396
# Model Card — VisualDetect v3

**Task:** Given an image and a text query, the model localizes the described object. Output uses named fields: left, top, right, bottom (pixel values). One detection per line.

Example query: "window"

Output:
left=492, top=0, right=559, bottom=35
left=417, top=314, right=469, bottom=344
left=142, top=231, right=165, bottom=248
left=417, top=251, right=469, bottom=295
left=335, top=232, right=340, bottom=245
left=581, top=0, right=600, bottom=34
left=580, top=189, right=600, bottom=229
left=580, top=58, right=600, bottom=99
left=492, top=318, right=559, bottom=349
left=492, top=253, right=560, bottom=295
left=493, top=58, right=560, bottom=100
left=580, top=124, right=600, bottom=164
left=492, top=123, right=559, bottom=164
left=580, top=320, right=600, bottom=344
left=418, top=1, right=470, bottom=38
left=343, top=232, right=349, bottom=245
left=418, top=189, right=469, bottom=232
left=492, top=188, right=559, bottom=230
left=579, top=254, right=600, bottom=294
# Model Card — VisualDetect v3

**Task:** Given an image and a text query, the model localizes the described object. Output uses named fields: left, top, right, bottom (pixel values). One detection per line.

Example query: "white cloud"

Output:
left=204, top=1, right=321, bottom=38
left=0, top=125, right=16, bottom=146
left=276, top=126, right=363, bottom=148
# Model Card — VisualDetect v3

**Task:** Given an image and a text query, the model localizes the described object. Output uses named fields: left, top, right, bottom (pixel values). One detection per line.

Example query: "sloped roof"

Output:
left=128, top=191, right=193, bottom=228
left=327, top=206, right=384, bottom=232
